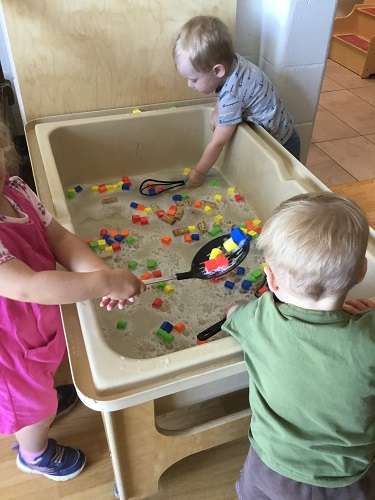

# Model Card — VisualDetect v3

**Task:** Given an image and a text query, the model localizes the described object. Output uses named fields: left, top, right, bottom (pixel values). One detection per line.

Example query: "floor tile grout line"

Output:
left=312, top=143, right=360, bottom=182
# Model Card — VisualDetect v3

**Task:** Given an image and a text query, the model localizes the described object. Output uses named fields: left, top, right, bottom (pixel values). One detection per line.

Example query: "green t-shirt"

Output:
left=222, top=292, right=375, bottom=487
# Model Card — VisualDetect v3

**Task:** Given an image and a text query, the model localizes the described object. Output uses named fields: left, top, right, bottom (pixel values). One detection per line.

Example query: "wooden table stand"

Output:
left=103, top=400, right=250, bottom=500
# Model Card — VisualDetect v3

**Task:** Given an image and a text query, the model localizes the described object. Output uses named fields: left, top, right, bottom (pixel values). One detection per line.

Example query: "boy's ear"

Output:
left=264, top=265, right=279, bottom=293
left=357, top=257, right=367, bottom=284
left=212, top=64, right=226, bottom=78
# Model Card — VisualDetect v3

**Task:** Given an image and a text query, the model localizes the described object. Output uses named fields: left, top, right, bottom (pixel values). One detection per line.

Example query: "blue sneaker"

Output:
left=16, top=438, right=86, bottom=481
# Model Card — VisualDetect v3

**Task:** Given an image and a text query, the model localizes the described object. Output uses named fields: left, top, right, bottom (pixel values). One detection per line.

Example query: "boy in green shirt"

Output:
left=223, top=192, right=375, bottom=499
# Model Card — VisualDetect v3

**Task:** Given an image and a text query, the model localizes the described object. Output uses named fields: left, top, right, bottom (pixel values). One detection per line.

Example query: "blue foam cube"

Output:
left=230, top=227, right=246, bottom=244
left=130, top=201, right=138, bottom=209
left=224, top=280, right=235, bottom=290
left=160, top=321, right=174, bottom=333
left=241, top=280, right=252, bottom=291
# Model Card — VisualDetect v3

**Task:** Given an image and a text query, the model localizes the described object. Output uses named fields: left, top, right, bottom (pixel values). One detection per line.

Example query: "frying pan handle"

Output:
left=197, top=317, right=226, bottom=341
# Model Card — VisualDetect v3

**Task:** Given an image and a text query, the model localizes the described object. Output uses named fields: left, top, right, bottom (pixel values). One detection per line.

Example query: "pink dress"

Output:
left=0, top=177, right=67, bottom=434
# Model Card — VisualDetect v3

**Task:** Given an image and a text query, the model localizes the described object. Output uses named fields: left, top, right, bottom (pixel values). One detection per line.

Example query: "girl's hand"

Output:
left=99, top=269, right=146, bottom=311
left=186, top=168, right=205, bottom=187
left=342, top=298, right=375, bottom=315
left=100, top=296, right=134, bottom=311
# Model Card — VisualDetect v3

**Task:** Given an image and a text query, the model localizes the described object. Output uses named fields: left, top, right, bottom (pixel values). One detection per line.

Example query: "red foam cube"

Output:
left=152, top=298, right=163, bottom=309
left=204, top=259, right=218, bottom=272
left=152, top=270, right=162, bottom=278
left=112, top=242, right=121, bottom=252
left=215, top=254, right=229, bottom=268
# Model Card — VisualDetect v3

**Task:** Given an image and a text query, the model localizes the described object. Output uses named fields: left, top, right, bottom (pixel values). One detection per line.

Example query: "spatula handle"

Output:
left=143, top=275, right=176, bottom=285
left=197, top=318, right=226, bottom=341
left=175, top=271, right=194, bottom=280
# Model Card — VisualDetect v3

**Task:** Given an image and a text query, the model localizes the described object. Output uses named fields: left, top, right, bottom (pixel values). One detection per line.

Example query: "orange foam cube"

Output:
left=140, top=272, right=152, bottom=280
left=161, top=236, right=172, bottom=246
left=174, top=322, right=186, bottom=334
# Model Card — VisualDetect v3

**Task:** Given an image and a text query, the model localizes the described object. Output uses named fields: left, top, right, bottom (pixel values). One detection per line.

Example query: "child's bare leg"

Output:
left=15, top=413, right=55, bottom=452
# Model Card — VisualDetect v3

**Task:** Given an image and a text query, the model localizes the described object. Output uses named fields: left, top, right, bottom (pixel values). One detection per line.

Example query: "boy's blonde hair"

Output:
left=173, top=16, right=235, bottom=74
left=257, top=192, right=369, bottom=300
left=0, top=121, right=19, bottom=176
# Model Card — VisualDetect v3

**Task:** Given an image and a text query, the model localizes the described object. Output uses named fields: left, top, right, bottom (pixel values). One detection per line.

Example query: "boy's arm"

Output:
left=210, top=100, right=219, bottom=132
left=187, top=124, right=237, bottom=187
left=342, top=298, right=375, bottom=315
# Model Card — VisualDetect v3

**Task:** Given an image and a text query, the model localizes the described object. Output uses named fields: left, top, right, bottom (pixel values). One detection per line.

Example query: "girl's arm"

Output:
left=0, top=257, right=143, bottom=305
left=47, top=218, right=112, bottom=273
left=0, top=218, right=145, bottom=306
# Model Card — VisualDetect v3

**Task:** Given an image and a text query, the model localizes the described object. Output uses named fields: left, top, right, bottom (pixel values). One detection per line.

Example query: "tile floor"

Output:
left=306, top=58, right=375, bottom=187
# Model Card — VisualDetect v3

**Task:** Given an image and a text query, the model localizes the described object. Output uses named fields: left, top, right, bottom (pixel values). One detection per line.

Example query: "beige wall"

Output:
left=336, top=0, right=364, bottom=17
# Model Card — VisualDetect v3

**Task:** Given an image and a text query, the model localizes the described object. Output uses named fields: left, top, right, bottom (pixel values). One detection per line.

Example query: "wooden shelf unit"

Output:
left=329, top=2, right=375, bottom=78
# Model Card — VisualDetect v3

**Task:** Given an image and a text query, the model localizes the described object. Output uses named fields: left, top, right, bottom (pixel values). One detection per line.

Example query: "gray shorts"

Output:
left=236, top=447, right=375, bottom=500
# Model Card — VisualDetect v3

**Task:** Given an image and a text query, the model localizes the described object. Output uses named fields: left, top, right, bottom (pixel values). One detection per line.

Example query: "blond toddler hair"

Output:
left=257, top=192, right=369, bottom=300
left=173, top=15, right=235, bottom=73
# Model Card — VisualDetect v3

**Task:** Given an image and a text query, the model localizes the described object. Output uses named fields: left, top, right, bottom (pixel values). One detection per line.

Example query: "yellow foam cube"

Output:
left=105, top=246, right=114, bottom=253
left=164, top=285, right=174, bottom=294
left=249, top=230, right=257, bottom=237
left=183, top=168, right=191, bottom=175
left=112, top=184, right=119, bottom=190
left=98, top=239, right=106, bottom=248
left=105, top=185, right=113, bottom=191
left=214, top=194, right=222, bottom=201
left=91, top=185, right=99, bottom=191
left=204, top=206, right=212, bottom=214
left=209, top=248, right=223, bottom=260
left=223, top=238, right=238, bottom=252
left=261, top=262, right=267, bottom=269
left=188, top=225, right=196, bottom=233
left=227, top=187, right=236, bottom=195
left=214, top=215, right=223, bottom=224
left=144, top=207, right=152, bottom=214
left=253, top=219, right=262, bottom=227
left=67, top=188, right=75, bottom=194
left=132, top=109, right=142, bottom=113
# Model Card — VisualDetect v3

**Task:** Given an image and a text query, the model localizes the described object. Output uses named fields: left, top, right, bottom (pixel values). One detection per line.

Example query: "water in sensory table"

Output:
left=66, top=167, right=265, bottom=359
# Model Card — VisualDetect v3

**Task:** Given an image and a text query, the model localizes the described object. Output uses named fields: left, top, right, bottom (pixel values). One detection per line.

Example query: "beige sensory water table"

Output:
left=26, top=102, right=375, bottom=499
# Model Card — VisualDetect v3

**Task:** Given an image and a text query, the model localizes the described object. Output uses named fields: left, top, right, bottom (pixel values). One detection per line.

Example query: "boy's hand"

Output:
left=186, top=168, right=205, bottom=187
left=342, top=298, right=375, bottom=315
left=226, top=304, right=239, bottom=317
left=100, top=269, right=146, bottom=311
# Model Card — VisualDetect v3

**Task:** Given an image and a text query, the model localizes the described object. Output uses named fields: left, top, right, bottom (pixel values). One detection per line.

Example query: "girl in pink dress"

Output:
left=0, top=122, right=145, bottom=481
